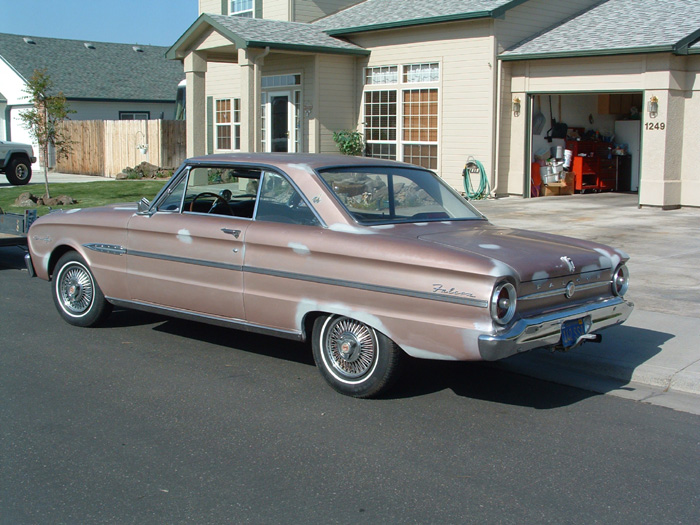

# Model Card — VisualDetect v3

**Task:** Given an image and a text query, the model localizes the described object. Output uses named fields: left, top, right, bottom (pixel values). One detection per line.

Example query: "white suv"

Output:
left=0, top=140, right=36, bottom=185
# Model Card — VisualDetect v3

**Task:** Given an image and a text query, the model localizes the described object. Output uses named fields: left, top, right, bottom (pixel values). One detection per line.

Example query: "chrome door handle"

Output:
left=221, top=228, right=241, bottom=239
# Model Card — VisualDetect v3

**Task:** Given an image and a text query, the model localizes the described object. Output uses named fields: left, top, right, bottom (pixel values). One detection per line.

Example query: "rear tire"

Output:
left=52, top=252, right=112, bottom=327
left=5, top=157, right=32, bottom=185
left=312, top=315, right=402, bottom=398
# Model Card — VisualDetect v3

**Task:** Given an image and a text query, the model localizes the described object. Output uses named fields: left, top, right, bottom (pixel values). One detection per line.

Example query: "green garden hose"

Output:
left=462, top=157, right=491, bottom=200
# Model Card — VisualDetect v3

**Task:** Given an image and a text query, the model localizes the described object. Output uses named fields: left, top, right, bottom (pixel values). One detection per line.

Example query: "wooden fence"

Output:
left=56, top=120, right=186, bottom=177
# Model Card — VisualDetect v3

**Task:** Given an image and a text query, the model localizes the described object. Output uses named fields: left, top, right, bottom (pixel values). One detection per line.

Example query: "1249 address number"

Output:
left=645, top=122, right=666, bottom=131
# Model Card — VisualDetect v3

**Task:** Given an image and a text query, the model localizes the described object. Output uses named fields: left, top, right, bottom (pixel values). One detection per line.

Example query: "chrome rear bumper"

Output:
left=478, top=297, right=634, bottom=361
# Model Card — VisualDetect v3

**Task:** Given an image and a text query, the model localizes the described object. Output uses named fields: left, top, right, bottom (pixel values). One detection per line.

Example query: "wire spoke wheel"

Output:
left=324, top=317, right=378, bottom=379
left=312, top=315, right=403, bottom=398
left=58, top=263, right=95, bottom=315
left=52, top=252, right=112, bottom=327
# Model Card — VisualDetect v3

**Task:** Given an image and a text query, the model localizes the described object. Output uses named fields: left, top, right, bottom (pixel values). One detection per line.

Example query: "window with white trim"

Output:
left=231, top=0, right=253, bottom=17
left=363, top=63, right=440, bottom=169
left=215, top=98, right=241, bottom=151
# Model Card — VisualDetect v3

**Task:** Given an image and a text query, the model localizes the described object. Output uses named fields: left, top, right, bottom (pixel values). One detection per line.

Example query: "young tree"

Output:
left=19, top=69, right=74, bottom=198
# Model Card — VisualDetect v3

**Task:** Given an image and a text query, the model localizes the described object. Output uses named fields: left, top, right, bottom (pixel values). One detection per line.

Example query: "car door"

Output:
left=126, top=165, right=259, bottom=321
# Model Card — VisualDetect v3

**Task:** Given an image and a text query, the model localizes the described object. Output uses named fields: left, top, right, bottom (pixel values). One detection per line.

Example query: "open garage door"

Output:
left=528, top=92, right=642, bottom=198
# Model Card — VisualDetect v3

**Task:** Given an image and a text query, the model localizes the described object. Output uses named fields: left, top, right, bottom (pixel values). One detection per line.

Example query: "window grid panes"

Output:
left=364, top=63, right=440, bottom=169
left=403, top=63, right=440, bottom=83
left=365, top=66, right=398, bottom=85
left=260, top=92, right=267, bottom=151
left=215, top=99, right=241, bottom=151
left=364, top=90, right=397, bottom=143
left=231, top=0, right=253, bottom=17
left=261, top=74, right=301, bottom=89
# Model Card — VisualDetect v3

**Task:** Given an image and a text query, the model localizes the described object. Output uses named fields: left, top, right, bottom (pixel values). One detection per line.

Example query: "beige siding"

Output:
left=199, top=0, right=224, bottom=15
left=293, top=0, right=360, bottom=23
left=263, top=0, right=289, bottom=20
left=495, top=0, right=599, bottom=52
left=316, top=54, right=357, bottom=153
left=352, top=21, right=496, bottom=190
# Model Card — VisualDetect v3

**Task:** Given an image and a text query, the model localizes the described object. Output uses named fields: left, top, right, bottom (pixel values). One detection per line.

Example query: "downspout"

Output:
left=491, top=44, right=502, bottom=197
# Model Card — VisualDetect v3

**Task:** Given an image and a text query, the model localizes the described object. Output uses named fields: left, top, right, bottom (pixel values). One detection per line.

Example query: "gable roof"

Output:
left=0, top=32, right=184, bottom=102
left=500, top=0, right=700, bottom=61
left=167, top=13, right=369, bottom=59
left=314, top=0, right=529, bottom=35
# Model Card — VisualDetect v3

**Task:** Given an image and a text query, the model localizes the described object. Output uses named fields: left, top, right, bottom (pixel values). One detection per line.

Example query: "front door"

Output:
left=269, top=91, right=293, bottom=153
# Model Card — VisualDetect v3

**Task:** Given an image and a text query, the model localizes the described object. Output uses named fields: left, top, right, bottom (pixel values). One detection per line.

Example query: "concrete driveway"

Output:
left=472, top=193, right=700, bottom=413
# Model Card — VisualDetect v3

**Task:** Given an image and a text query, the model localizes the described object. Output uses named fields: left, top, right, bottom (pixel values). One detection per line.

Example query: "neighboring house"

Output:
left=0, top=32, right=185, bottom=167
left=168, top=0, right=700, bottom=208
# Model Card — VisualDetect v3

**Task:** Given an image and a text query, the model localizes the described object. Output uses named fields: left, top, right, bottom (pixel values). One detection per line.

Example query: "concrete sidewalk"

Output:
left=0, top=171, right=115, bottom=188
left=472, top=193, right=700, bottom=414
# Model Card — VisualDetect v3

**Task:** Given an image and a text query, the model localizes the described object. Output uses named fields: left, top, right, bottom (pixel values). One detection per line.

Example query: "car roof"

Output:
left=185, top=153, right=425, bottom=171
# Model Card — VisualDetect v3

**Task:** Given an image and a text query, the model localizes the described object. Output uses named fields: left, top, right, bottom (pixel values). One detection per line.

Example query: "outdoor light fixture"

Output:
left=648, top=95, right=659, bottom=118
left=512, top=97, right=521, bottom=117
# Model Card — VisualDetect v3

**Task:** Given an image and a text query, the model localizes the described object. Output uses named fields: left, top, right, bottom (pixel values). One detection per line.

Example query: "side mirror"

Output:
left=137, top=197, right=151, bottom=214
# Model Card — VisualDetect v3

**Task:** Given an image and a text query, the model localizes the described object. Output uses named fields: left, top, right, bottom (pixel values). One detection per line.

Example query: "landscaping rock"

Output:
left=14, top=192, right=38, bottom=207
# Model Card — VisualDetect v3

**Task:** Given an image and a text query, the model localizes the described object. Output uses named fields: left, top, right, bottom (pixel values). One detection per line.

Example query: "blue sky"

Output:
left=0, top=0, right=198, bottom=47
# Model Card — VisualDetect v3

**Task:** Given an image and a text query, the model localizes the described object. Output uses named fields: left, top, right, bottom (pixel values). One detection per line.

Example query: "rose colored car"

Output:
left=25, top=154, right=633, bottom=397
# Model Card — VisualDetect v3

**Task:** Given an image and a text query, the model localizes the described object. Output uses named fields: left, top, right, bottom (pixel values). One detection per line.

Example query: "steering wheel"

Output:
left=189, top=192, right=232, bottom=214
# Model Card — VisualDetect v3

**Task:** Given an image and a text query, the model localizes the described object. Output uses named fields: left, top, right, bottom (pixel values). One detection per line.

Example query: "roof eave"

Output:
left=245, top=40, right=369, bottom=56
left=499, top=45, right=677, bottom=62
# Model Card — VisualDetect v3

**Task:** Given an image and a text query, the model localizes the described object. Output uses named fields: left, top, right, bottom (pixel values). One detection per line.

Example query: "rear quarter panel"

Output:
left=243, top=222, right=499, bottom=360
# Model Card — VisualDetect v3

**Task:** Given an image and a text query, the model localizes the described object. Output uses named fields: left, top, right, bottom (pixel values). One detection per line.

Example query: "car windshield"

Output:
left=318, top=166, right=483, bottom=224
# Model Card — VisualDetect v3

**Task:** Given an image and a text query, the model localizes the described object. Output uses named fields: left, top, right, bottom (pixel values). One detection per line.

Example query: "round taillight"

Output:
left=490, top=282, right=517, bottom=326
left=612, top=264, right=629, bottom=297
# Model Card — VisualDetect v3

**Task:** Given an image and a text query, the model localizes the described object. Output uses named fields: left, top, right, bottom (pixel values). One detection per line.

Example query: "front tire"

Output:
left=5, top=157, right=32, bottom=185
left=312, top=315, right=402, bottom=398
left=52, top=252, right=112, bottom=327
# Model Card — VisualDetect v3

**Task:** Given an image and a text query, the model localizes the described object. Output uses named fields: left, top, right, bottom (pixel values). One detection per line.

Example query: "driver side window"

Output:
left=177, top=166, right=261, bottom=218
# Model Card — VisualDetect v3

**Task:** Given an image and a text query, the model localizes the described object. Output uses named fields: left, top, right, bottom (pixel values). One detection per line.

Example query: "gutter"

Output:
left=499, top=44, right=678, bottom=62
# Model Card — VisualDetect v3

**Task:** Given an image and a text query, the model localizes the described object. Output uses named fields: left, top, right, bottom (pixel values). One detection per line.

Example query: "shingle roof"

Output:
left=167, top=13, right=369, bottom=59
left=501, top=0, right=700, bottom=60
left=314, top=0, right=526, bottom=34
left=0, top=32, right=184, bottom=101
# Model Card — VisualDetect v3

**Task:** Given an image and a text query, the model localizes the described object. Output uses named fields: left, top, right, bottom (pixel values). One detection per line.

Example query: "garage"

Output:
left=527, top=92, right=643, bottom=198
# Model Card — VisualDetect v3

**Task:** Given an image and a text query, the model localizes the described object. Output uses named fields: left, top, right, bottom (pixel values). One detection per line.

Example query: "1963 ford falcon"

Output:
left=25, top=154, right=633, bottom=397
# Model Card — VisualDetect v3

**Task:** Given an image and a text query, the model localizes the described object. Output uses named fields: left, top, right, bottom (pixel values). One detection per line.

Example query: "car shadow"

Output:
left=149, top=316, right=315, bottom=366
left=104, top=308, right=673, bottom=410
left=0, top=246, right=28, bottom=270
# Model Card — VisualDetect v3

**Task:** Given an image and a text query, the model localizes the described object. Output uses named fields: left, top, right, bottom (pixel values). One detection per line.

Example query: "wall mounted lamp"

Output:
left=648, top=95, right=659, bottom=119
left=512, top=97, right=521, bottom=117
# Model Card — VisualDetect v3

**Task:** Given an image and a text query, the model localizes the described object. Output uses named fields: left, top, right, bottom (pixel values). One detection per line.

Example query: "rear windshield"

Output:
left=318, top=166, right=483, bottom=224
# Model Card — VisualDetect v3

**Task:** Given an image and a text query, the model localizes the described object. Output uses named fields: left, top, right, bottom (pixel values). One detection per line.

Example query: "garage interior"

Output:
left=528, top=92, right=643, bottom=198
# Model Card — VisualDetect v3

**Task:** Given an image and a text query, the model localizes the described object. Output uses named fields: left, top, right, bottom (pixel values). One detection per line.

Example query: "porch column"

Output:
left=638, top=88, right=684, bottom=209
left=239, top=48, right=261, bottom=152
left=184, top=51, right=207, bottom=158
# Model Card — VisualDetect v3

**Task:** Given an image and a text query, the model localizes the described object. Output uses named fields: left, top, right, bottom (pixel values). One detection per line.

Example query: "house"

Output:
left=0, top=32, right=185, bottom=164
left=168, top=0, right=700, bottom=208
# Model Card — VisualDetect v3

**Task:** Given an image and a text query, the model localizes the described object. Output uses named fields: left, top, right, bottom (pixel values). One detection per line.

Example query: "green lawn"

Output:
left=0, top=180, right=168, bottom=216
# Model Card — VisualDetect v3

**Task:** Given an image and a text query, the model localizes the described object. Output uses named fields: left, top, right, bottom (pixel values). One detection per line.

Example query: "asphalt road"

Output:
left=1, top=246, right=699, bottom=524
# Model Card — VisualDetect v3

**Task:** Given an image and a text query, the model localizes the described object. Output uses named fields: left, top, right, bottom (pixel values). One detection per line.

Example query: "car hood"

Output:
left=417, top=224, right=626, bottom=282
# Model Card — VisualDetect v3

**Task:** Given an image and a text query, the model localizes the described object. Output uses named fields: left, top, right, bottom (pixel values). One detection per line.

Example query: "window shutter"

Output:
left=221, top=0, right=229, bottom=15
left=207, top=96, right=214, bottom=155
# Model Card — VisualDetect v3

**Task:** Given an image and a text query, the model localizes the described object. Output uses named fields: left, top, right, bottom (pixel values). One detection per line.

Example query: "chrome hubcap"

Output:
left=16, top=165, right=28, bottom=180
left=324, top=317, right=377, bottom=379
left=59, top=264, right=94, bottom=315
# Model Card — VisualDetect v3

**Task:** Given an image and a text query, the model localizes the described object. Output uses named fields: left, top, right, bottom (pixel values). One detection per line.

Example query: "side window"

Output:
left=157, top=174, right=187, bottom=212
left=183, top=167, right=260, bottom=218
left=256, top=172, right=320, bottom=226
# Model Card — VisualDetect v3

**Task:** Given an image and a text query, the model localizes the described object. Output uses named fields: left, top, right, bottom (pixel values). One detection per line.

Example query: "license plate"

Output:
left=561, top=318, right=587, bottom=348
